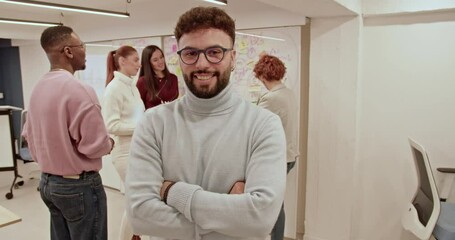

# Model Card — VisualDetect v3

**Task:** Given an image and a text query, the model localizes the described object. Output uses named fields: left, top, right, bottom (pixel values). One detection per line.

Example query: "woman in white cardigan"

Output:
left=103, top=45, right=144, bottom=240
left=103, top=45, right=144, bottom=182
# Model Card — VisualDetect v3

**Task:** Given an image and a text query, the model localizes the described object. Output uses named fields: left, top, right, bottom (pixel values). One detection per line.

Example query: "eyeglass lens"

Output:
left=179, top=47, right=228, bottom=65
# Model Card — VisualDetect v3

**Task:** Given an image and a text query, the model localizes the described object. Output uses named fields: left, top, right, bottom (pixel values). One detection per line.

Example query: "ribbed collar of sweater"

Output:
left=113, top=71, right=134, bottom=86
left=183, top=81, right=238, bottom=115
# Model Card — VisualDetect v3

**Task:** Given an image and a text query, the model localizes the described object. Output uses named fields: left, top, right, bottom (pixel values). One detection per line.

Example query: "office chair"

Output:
left=402, top=138, right=455, bottom=240
left=17, top=110, right=33, bottom=163
left=16, top=110, right=40, bottom=189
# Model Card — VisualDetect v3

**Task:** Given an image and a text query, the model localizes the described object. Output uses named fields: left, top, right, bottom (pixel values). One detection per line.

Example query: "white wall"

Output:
left=305, top=15, right=362, bottom=240
left=12, top=40, right=48, bottom=109
left=353, top=18, right=455, bottom=240
left=306, top=5, right=455, bottom=240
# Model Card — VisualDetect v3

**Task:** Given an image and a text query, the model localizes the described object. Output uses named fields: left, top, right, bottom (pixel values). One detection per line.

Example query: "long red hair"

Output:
left=106, top=45, right=137, bottom=86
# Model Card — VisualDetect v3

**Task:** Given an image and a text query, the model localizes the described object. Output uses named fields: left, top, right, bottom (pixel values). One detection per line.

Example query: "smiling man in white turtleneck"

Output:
left=126, top=7, right=287, bottom=240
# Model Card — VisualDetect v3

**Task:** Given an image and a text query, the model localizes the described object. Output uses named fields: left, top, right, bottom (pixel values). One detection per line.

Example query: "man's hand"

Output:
left=229, top=181, right=245, bottom=194
left=160, top=180, right=175, bottom=201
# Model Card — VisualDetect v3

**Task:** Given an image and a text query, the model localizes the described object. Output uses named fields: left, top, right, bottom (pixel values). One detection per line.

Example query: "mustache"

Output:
left=190, top=70, right=219, bottom=78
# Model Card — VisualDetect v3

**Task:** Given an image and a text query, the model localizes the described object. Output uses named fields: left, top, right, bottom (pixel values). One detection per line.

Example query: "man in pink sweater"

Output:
left=23, top=26, right=114, bottom=240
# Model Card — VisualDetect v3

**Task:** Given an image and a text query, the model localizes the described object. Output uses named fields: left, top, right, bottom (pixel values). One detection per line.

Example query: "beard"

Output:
left=184, top=69, right=231, bottom=99
left=74, top=57, right=86, bottom=71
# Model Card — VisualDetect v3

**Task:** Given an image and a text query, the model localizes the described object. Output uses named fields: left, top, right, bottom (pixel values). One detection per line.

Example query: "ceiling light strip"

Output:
left=236, top=32, right=285, bottom=42
left=86, top=43, right=121, bottom=48
left=0, top=17, right=61, bottom=27
left=0, top=0, right=129, bottom=18
left=202, top=0, right=227, bottom=6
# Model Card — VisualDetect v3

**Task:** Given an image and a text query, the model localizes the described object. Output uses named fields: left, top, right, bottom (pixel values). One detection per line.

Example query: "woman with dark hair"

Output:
left=136, top=45, right=179, bottom=109
left=102, top=45, right=144, bottom=240
left=254, top=54, right=299, bottom=240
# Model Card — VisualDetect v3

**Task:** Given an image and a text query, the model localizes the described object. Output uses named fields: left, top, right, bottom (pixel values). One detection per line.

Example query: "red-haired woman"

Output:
left=254, top=54, right=299, bottom=240
left=102, top=45, right=144, bottom=240
left=136, top=45, right=179, bottom=109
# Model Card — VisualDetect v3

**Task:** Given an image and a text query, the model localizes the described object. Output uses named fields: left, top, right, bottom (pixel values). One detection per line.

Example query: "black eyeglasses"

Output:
left=60, top=42, right=86, bottom=53
left=176, top=46, right=233, bottom=65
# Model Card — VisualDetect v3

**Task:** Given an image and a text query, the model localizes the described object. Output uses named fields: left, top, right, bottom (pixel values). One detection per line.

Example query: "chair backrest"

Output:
left=18, top=109, right=28, bottom=149
left=402, top=138, right=441, bottom=240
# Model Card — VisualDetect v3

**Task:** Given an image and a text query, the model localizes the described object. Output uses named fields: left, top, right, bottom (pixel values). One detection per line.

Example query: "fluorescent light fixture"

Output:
left=86, top=43, right=120, bottom=48
left=0, top=0, right=130, bottom=18
left=0, top=17, right=61, bottom=27
left=169, top=32, right=284, bottom=41
left=203, top=0, right=227, bottom=6
left=236, top=32, right=285, bottom=42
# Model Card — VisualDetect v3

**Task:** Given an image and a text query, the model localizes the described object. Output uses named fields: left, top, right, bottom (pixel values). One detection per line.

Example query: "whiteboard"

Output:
left=0, top=113, right=14, bottom=168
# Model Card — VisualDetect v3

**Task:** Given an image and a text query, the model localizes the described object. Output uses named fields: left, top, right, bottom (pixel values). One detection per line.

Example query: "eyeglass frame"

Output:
left=176, top=46, right=233, bottom=65
left=60, top=42, right=86, bottom=53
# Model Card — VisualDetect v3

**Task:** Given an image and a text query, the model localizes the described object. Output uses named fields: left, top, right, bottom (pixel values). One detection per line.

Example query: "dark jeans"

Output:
left=271, top=161, right=296, bottom=240
left=39, top=171, right=107, bottom=240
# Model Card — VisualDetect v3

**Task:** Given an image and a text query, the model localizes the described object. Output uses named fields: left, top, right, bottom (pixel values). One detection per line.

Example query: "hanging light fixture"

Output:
left=0, top=17, right=62, bottom=27
left=203, top=0, right=227, bottom=6
left=0, top=0, right=130, bottom=18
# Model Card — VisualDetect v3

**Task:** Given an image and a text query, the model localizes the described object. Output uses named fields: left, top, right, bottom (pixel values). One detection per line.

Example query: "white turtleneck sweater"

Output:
left=102, top=71, right=145, bottom=137
left=102, top=71, right=145, bottom=182
left=126, top=83, right=287, bottom=240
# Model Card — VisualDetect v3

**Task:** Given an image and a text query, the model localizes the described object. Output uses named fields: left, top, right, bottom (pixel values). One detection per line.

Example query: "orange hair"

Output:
left=253, top=54, right=286, bottom=81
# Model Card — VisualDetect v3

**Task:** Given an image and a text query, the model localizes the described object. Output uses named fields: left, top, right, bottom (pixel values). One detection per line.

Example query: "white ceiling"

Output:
left=0, top=0, right=357, bottom=41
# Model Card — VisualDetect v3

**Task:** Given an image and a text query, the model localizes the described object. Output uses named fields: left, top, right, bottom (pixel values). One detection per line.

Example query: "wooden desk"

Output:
left=0, top=205, right=21, bottom=228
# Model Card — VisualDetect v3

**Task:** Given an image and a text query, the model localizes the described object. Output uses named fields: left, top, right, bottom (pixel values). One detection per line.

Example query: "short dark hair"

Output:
left=174, top=7, right=235, bottom=44
left=40, top=26, right=73, bottom=52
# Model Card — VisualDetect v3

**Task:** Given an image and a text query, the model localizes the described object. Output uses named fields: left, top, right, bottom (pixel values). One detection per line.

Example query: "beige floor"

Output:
left=0, top=162, right=124, bottom=239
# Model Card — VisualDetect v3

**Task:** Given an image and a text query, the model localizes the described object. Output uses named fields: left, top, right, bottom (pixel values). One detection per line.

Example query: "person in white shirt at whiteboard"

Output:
left=254, top=54, right=299, bottom=240
left=103, top=45, right=145, bottom=240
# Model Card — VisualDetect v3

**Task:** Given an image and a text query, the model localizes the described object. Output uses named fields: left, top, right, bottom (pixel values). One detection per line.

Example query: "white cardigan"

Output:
left=102, top=71, right=145, bottom=136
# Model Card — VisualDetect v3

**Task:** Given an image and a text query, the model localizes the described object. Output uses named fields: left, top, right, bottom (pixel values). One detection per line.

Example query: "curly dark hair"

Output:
left=40, top=26, right=73, bottom=52
left=174, top=7, right=235, bottom=44
left=253, top=54, right=287, bottom=81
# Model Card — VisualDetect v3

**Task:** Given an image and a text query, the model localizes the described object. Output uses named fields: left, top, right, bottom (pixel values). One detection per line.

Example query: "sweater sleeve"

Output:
left=167, top=114, right=287, bottom=238
left=125, top=113, right=197, bottom=239
left=102, top=85, right=135, bottom=136
left=68, top=104, right=113, bottom=159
